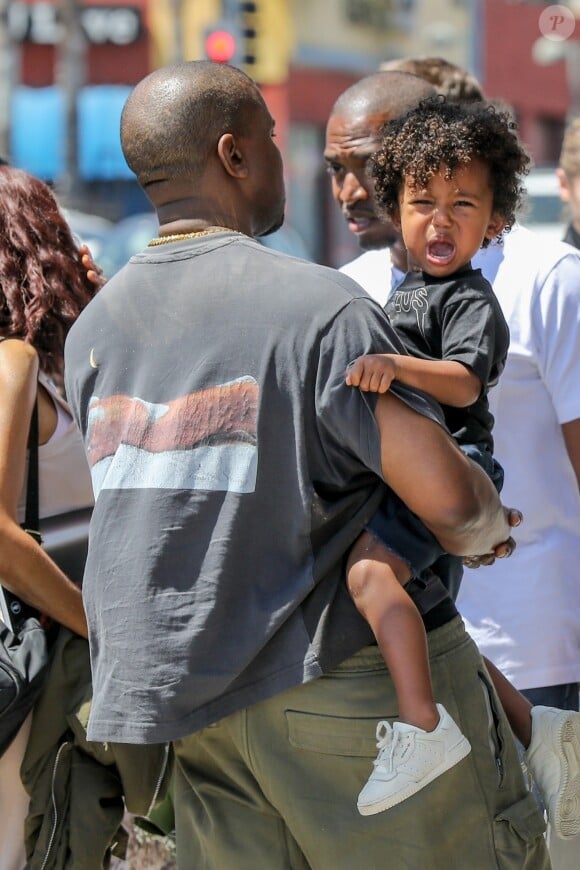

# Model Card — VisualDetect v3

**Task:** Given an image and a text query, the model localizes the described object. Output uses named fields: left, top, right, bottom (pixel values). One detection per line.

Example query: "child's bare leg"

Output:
left=348, top=532, right=472, bottom=816
left=483, top=656, right=533, bottom=747
left=347, top=531, right=439, bottom=732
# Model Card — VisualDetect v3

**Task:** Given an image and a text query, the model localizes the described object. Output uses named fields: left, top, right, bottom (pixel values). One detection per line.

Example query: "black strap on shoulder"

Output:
left=2, top=397, right=43, bottom=630
left=0, top=337, right=41, bottom=539
left=23, top=400, right=41, bottom=542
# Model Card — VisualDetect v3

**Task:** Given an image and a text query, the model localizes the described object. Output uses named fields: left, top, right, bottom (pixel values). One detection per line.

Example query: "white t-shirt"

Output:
left=460, top=227, right=580, bottom=689
left=345, top=226, right=580, bottom=690
left=340, top=248, right=404, bottom=305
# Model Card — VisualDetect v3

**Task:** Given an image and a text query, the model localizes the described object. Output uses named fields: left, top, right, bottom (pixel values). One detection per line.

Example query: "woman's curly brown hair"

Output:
left=370, top=95, right=530, bottom=246
left=0, top=166, right=98, bottom=377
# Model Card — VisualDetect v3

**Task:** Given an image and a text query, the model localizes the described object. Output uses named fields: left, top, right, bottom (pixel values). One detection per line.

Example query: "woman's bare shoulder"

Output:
left=0, top=337, right=38, bottom=361
left=0, top=338, right=39, bottom=384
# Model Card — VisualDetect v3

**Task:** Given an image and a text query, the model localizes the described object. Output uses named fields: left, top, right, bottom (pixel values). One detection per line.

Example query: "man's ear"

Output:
left=557, top=167, right=571, bottom=203
left=217, top=133, right=249, bottom=179
left=391, top=207, right=402, bottom=232
left=484, top=212, right=506, bottom=241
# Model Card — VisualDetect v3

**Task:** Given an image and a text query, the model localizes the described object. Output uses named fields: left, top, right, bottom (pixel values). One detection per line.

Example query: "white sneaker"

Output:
left=524, top=706, right=580, bottom=839
left=357, top=703, right=471, bottom=816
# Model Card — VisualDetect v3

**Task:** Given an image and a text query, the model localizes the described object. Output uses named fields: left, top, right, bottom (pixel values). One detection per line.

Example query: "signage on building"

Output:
left=8, top=2, right=143, bottom=46
left=345, top=0, right=413, bottom=31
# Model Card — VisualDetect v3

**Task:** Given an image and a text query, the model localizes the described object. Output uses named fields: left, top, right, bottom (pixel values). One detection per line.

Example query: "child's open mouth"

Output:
left=427, top=239, right=456, bottom=266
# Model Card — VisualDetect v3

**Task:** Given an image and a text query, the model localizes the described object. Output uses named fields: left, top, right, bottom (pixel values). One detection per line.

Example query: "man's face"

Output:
left=557, top=168, right=580, bottom=232
left=324, top=110, right=401, bottom=251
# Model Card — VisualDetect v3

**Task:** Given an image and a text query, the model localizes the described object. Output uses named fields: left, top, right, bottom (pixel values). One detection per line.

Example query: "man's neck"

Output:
left=151, top=191, right=247, bottom=236
left=564, top=222, right=580, bottom=249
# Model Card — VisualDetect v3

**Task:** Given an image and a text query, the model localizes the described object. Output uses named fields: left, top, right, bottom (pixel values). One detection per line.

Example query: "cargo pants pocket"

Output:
left=493, top=792, right=549, bottom=870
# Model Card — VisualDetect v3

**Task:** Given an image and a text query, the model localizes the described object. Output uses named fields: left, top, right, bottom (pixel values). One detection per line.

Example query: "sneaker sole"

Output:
left=357, top=736, right=472, bottom=816
left=551, top=714, right=580, bottom=839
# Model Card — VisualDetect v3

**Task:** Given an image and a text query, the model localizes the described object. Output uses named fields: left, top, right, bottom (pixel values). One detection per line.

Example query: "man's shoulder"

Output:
left=475, top=225, right=580, bottom=271
left=257, top=244, right=379, bottom=308
left=505, top=224, right=578, bottom=258
left=340, top=248, right=393, bottom=273
left=474, top=225, right=580, bottom=296
left=67, top=238, right=381, bottom=347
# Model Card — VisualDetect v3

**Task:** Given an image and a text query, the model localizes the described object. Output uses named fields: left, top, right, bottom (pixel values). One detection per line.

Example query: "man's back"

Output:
left=66, top=230, right=422, bottom=743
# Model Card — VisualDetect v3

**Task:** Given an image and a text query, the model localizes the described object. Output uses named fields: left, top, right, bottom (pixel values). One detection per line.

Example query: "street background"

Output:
left=3, top=2, right=578, bottom=867
left=0, top=0, right=577, bottom=273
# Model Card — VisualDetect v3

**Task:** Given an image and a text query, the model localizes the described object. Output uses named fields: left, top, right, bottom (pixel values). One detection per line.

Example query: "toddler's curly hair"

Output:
left=370, top=95, right=530, bottom=246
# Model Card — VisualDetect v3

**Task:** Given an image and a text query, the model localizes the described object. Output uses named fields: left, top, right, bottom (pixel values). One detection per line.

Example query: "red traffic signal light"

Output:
left=204, top=29, right=237, bottom=63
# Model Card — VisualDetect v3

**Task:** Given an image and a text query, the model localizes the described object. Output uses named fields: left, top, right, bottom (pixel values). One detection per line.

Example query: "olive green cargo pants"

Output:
left=173, top=617, right=549, bottom=869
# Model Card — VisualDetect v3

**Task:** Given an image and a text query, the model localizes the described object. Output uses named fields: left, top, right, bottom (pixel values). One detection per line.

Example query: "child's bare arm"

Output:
left=347, top=353, right=481, bottom=407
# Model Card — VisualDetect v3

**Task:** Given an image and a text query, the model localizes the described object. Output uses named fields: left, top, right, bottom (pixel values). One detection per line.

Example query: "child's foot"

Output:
left=357, top=703, right=471, bottom=816
left=524, top=706, right=580, bottom=839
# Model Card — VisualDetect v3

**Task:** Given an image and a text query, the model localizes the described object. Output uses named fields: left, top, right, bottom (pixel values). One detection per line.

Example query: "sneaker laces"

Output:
left=373, top=721, right=394, bottom=771
left=387, top=728, right=414, bottom=773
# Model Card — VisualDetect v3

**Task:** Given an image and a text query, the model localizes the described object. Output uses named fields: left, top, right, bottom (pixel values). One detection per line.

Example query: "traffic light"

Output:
left=204, top=23, right=240, bottom=64
left=241, top=0, right=295, bottom=85
left=204, top=2, right=257, bottom=67
left=204, top=1, right=293, bottom=84
left=239, top=1, right=257, bottom=66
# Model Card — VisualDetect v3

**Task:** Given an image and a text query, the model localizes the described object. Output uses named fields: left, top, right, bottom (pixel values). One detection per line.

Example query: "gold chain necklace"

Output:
left=148, top=226, right=240, bottom=247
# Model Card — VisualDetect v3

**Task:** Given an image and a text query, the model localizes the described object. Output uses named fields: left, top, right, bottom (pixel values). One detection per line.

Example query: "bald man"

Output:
left=64, top=61, right=547, bottom=868
left=324, top=71, right=434, bottom=302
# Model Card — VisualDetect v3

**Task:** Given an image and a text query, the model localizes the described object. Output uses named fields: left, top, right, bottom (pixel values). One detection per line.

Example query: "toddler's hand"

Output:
left=345, top=354, right=397, bottom=393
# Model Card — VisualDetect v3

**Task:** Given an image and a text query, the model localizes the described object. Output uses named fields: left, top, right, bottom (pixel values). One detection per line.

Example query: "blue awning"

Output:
left=11, top=85, right=135, bottom=181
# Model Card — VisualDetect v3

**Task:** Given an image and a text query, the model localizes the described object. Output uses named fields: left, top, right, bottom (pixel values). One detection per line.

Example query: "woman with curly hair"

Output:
left=343, top=97, right=540, bottom=816
left=0, top=165, right=98, bottom=869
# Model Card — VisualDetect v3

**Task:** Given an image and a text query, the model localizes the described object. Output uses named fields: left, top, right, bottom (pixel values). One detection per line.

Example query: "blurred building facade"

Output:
left=481, top=0, right=579, bottom=167
left=4, top=1, right=577, bottom=265
left=8, top=0, right=152, bottom=215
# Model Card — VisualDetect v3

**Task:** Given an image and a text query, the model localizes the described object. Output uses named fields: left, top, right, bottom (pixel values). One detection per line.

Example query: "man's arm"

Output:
left=562, top=418, right=580, bottom=491
left=375, top=391, right=510, bottom=557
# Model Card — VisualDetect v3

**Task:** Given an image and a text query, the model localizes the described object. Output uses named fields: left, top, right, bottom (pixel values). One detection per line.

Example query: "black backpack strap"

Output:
left=2, top=398, right=43, bottom=631
left=0, top=337, right=41, bottom=539
left=22, top=400, right=42, bottom=545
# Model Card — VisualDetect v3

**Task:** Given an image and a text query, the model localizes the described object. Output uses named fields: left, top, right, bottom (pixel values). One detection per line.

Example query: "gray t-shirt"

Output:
left=65, top=231, right=443, bottom=743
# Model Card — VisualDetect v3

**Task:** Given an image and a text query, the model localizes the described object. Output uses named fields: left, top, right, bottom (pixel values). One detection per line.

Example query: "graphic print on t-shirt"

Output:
left=391, top=285, right=429, bottom=339
left=86, top=376, right=259, bottom=495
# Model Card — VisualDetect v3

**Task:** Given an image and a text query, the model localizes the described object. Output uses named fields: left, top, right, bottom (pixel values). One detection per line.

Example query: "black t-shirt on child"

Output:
left=385, top=264, right=510, bottom=452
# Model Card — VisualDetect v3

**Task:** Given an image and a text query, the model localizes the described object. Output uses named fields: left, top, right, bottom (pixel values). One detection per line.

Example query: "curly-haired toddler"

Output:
left=346, top=96, right=532, bottom=815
